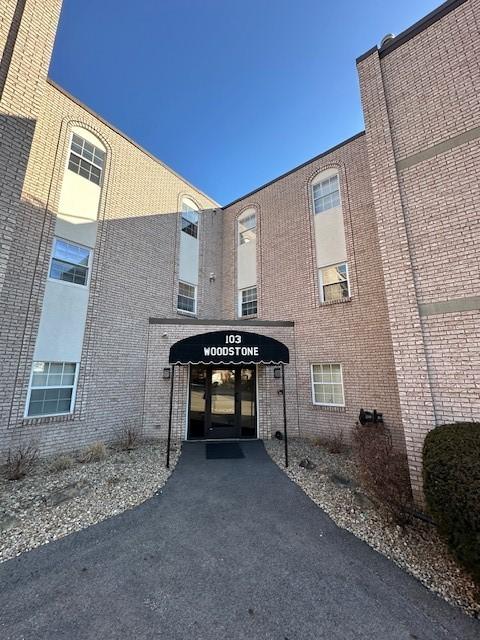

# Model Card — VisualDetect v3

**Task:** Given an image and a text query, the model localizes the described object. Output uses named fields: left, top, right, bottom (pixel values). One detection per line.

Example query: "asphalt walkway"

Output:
left=0, top=440, right=478, bottom=639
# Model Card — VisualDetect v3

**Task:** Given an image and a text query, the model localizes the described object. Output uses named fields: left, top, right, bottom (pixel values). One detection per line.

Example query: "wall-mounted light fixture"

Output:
left=273, top=367, right=281, bottom=379
left=209, top=272, right=216, bottom=282
left=163, top=367, right=171, bottom=380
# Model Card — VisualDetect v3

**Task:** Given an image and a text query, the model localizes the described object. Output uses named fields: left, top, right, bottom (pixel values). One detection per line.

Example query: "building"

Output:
left=0, top=0, right=478, bottom=503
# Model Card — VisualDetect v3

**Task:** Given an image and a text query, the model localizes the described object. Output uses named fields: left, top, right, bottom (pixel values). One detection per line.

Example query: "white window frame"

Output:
left=181, top=198, right=199, bottom=239
left=48, top=237, right=93, bottom=289
left=67, top=131, right=105, bottom=186
left=24, top=362, right=79, bottom=418
left=239, top=286, right=257, bottom=317
left=310, top=363, right=345, bottom=408
left=319, top=261, right=350, bottom=304
left=177, top=280, right=197, bottom=315
left=238, top=212, right=257, bottom=245
left=312, top=171, right=341, bottom=215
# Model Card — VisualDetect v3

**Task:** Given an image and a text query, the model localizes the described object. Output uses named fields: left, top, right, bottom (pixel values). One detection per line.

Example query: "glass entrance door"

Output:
left=209, top=368, right=236, bottom=438
left=188, top=365, right=257, bottom=439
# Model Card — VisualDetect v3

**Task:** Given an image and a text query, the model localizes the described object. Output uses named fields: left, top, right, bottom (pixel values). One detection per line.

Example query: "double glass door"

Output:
left=188, top=365, right=256, bottom=439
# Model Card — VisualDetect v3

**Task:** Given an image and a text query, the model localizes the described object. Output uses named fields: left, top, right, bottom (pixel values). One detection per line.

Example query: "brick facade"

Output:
left=222, top=134, right=404, bottom=450
left=357, top=0, right=480, bottom=501
left=1, top=0, right=479, bottom=503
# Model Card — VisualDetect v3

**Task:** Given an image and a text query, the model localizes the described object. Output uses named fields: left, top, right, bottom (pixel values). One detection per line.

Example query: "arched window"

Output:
left=312, top=170, right=341, bottom=214
left=181, top=197, right=199, bottom=238
left=311, top=169, right=350, bottom=303
left=237, top=207, right=257, bottom=317
left=238, top=210, right=256, bottom=245
left=67, top=128, right=106, bottom=186
left=28, top=127, right=108, bottom=419
left=58, top=126, right=107, bottom=233
left=178, top=197, right=200, bottom=315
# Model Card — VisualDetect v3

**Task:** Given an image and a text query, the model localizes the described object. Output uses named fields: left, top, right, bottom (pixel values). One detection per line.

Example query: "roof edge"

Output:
left=149, top=318, right=294, bottom=327
left=356, top=46, right=378, bottom=65
left=46, top=78, right=220, bottom=208
left=356, top=0, right=468, bottom=64
left=222, top=131, right=365, bottom=209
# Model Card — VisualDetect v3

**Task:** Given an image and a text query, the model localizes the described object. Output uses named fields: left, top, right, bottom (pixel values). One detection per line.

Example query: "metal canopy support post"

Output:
left=281, top=363, right=288, bottom=468
left=166, top=364, right=175, bottom=468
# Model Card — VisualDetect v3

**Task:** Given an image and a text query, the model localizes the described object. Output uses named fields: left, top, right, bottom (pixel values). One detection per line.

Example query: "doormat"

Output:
left=206, top=442, right=245, bottom=459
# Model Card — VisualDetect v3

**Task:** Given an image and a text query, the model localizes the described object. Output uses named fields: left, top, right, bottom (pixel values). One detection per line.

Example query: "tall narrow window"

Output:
left=240, top=286, right=257, bottom=317
left=26, top=362, right=78, bottom=417
left=313, top=174, right=340, bottom=213
left=319, top=263, right=349, bottom=303
left=49, top=238, right=91, bottom=286
left=181, top=200, right=199, bottom=238
left=68, top=133, right=105, bottom=185
left=311, top=364, right=344, bottom=407
left=177, top=281, right=196, bottom=314
left=238, top=213, right=256, bottom=245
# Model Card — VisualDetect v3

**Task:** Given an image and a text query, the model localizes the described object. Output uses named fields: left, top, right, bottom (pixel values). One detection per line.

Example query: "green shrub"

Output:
left=423, top=422, right=480, bottom=584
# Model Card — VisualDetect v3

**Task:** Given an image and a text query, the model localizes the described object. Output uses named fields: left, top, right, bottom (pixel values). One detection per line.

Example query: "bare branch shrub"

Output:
left=3, top=444, right=39, bottom=480
left=118, top=417, right=141, bottom=451
left=78, top=441, right=107, bottom=464
left=314, top=430, right=345, bottom=454
left=352, top=422, right=413, bottom=526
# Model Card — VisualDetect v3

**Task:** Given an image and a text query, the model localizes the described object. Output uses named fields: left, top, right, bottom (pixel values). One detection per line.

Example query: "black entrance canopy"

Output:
left=169, top=330, right=289, bottom=366
left=165, top=329, right=290, bottom=470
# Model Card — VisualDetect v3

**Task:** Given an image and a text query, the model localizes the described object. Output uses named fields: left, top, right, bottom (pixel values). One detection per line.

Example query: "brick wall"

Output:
left=1, top=0, right=478, bottom=509
left=358, top=0, right=480, bottom=501
left=1, top=71, right=218, bottom=454
left=0, top=0, right=64, bottom=451
left=222, top=135, right=404, bottom=450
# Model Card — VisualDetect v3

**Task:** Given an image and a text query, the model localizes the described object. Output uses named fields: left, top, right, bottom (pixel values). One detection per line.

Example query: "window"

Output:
left=238, top=213, right=256, bottom=245
left=240, top=286, right=257, bottom=317
left=313, top=174, right=340, bottom=213
left=49, top=238, right=91, bottom=286
left=311, top=364, right=344, bottom=406
left=26, top=362, right=77, bottom=417
left=181, top=201, right=199, bottom=238
left=68, top=133, right=105, bottom=185
left=177, top=281, right=196, bottom=314
left=319, top=262, right=349, bottom=303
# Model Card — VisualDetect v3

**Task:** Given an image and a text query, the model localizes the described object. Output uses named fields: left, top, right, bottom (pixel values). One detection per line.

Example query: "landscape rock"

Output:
left=44, top=480, right=91, bottom=507
left=330, top=473, right=356, bottom=488
left=265, top=437, right=480, bottom=618
left=299, top=458, right=316, bottom=470
left=0, top=515, right=20, bottom=532
left=0, top=442, right=178, bottom=565
left=353, top=490, right=374, bottom=510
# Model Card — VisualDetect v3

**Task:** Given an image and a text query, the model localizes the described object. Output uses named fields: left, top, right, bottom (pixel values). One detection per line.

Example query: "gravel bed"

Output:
left=265, top=437, right=480, bottom=618
left=0, top=441, right=179, bottom=564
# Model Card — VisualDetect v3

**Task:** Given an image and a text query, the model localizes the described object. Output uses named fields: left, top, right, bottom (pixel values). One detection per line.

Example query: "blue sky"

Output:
left=50, top=0, right=440, bottom=205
